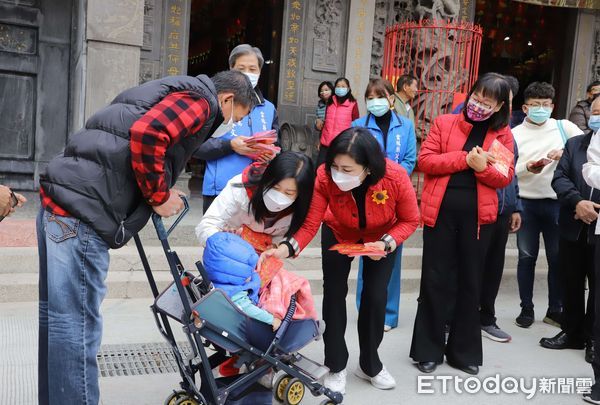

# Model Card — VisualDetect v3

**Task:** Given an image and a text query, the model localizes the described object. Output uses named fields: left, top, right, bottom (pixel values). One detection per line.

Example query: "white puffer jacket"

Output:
left=195, top=174, right=292, bottom=246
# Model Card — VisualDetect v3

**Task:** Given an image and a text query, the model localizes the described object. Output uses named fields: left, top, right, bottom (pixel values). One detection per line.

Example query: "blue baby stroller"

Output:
left=133, top=197, right=343, bottom=405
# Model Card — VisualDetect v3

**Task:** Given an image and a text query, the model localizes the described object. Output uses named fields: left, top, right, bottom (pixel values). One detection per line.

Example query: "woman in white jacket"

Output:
left=580, top=95, right=600, bottom=405
left=196, top=151, right=315, bottom=248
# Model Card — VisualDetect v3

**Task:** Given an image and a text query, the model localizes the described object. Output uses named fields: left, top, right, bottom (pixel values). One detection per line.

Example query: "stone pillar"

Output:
left=565, top=10, right=598, bottom=116
left=344, top=0, right=376, bottom=115
left=71, top=0, right=144, bottom=129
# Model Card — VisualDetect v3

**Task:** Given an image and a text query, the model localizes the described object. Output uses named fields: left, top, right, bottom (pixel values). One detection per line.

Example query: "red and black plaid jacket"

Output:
left=41, top=91, right=210, bottom=215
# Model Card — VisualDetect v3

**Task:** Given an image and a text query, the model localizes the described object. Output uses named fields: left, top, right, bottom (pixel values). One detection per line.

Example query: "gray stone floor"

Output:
left=0, top=288, right=593, bottom=405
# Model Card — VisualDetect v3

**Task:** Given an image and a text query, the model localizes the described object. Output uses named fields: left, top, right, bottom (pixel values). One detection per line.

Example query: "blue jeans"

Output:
left=356, top=244, right=403, bottom=328
left=516, top=199, right=562, bottom=313
left=37, top=209, right=110, bottom=405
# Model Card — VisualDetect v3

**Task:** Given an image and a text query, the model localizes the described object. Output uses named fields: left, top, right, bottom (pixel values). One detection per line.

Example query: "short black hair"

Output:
left=587, top=81, right=600, bottom=93
left=325, top=127, right=386, bottom=185
left=318, top=81, right=334, bottom=98
left=464, top=72, right=511, bottom=131
left=210, top=70, right=256, bottom=109
left=503, top=75, right=519, bottom=96
left=523, top=81, right=555, bottom=102
left=396, top=74, right=417, bottom=92
left=246, top=152, right=315, bottom=238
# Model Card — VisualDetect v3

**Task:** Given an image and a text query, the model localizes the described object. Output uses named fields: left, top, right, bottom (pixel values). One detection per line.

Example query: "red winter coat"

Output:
left=418, top=113, right=515, bottom=228
left=320, top=97, right=360, bottom=147
left=290, top=160, right=420, bottom=254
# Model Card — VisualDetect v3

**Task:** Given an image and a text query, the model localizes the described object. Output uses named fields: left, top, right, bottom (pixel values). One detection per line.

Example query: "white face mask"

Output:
left=211, top=99, right=235, bottom=138
left=244, top=72, right=260, bottom=88
left=331, top=167, right=365, bottom=192
left=263, top=188, right=295, bottom=212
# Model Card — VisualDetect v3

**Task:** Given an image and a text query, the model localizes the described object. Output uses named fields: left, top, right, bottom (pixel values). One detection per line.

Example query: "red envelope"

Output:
left=330, top=243, right=387, bottom=257
left=488, top=139, right=514, bottom=178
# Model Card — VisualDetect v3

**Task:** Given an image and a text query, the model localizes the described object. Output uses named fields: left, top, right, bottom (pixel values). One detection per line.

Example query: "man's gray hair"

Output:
left=211, top=70, right=256, bottom=109
left=229, top=44, right=264, bottom=70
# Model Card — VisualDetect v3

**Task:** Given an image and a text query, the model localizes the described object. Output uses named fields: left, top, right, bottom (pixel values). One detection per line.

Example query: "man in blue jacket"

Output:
left=195, top=44, right=279, bottom=212
left=541, top=130, right=600, bottom=364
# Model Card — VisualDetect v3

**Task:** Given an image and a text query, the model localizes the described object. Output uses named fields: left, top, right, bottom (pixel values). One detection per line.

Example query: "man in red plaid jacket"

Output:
left=36, top=70, right=255, bottom=405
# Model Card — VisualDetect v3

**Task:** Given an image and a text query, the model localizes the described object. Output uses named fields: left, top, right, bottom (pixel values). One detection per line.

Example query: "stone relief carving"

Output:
left=142, top=0, right=155, bottom=51
left=0, top=23, right=36, bottom=55
left=312, top=0, right=343, bottom=72
left=593, top=12, right=600, bottom=81
left=370, top=0, right=389, bottom=76
left=415, top=0, right=460, bottom=21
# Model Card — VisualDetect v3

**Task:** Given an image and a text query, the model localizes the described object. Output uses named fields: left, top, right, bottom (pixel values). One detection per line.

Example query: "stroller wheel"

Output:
left=273, top=373, right=291, bottom=403
left=319, top=400, right=336, bottom=405
left=174, top=397, right=199, bottom=405
left=284, top=378, right=305, bottom=405
left=164, top=390, right=186, bottom=405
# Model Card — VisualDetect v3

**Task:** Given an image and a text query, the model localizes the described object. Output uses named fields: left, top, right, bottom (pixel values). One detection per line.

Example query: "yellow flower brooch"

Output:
left=372, top=190, right=389, bottom=205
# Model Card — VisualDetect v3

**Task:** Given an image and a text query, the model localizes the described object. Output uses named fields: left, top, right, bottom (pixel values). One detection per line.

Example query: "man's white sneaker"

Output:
left=323, top=369, right=347, bottom=395
left=355, top=365, right=396, bottom=390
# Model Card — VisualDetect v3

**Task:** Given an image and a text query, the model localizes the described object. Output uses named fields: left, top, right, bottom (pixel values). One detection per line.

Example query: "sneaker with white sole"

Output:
left=384, top=324, right=392, bottom=332
left=323, top=369, right=347, bottom=394
left=481, top=324, right=512, bottom=343
left=355, top=365, right=396, bottom=390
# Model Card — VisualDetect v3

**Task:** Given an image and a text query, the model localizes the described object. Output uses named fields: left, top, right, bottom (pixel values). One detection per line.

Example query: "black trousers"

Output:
left=592, top=238, right=600, bottom=381
left=321, top=224, right=396, bottom=376
left=480, top=212, right=511, bottom=326
left=560, top=233, right=595, bottom=342
left=202, top=195, right=216, bottom=214
left=410, top=199, right=492, bottom=366
left=316, top=145, right=328, bottom=170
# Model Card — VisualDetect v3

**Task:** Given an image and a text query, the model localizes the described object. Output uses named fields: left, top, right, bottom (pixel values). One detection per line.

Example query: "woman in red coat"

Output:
left=410, top=73, right=515, bottom=375
left=262, top=128, right=420, bottom=394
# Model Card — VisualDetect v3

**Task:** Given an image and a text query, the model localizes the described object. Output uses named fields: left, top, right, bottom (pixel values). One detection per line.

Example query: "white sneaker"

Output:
left=323, top=369, right=347, bottom=394
left=355, top=365, right=396, bottom=390
left=384, top=325, right=393, bottom=332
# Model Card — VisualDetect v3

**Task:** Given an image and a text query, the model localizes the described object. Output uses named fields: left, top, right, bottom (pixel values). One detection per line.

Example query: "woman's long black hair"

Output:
left=246, top=151, right=315, bottom=237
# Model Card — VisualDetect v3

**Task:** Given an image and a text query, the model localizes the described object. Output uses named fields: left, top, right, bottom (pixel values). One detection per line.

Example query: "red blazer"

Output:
left=290, top=159, right=420, bottom=254
left=320, top=97, right=360, bottom=147
left=418, top=113, right=515, bottom=228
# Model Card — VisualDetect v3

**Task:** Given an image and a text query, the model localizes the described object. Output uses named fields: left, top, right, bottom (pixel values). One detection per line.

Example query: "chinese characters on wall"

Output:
left=282, top=0, right=304, bottom=104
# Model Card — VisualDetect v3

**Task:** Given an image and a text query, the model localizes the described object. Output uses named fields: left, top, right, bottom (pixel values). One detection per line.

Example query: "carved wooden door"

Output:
left=0, top=0, right=72, bottom=190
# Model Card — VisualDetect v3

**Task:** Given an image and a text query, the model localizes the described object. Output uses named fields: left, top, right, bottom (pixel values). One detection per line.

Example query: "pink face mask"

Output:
left=466, top=99, right=495, bottom=122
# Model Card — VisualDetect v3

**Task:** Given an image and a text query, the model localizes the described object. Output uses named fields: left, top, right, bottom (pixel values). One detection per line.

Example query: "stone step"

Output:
left=0, top=245, right=550, bottom=302
left=0, top=266, right=550, bottom=303
left=0, top=246, right=547, bottom=274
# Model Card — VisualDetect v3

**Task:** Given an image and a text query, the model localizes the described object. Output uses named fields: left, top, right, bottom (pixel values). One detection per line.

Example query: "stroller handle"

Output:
left=152, top=195, right=190, bottom=241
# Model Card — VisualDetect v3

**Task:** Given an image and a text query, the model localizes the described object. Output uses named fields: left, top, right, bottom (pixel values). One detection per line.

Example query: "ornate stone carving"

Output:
left=370, top=0, right=389, bottom=77
left=312, top=0, right=343, bottom=72
left=593, top=12, right=600, bottom=81
left=0, top=23, right=36, bottom=55
left=415, top=0, right=460, bottom=21
left=142, top=0, right=155, bottom=51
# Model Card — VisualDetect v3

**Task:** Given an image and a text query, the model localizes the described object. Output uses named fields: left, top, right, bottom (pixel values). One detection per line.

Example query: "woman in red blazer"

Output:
left=262, top=128, right=420, bottom=394
left=410, top=73, right=515, bottom=375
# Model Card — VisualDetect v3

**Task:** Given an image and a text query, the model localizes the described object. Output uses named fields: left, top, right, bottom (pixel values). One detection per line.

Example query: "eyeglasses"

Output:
left=470, top=99, right=494, bottom=110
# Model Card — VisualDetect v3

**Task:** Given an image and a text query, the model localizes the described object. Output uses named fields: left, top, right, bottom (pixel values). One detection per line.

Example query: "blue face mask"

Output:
left=590, top=115, right=600, bottom=133
left=366, top=98, right=391, bottom=117
left=335, top=87, right=349, bottom=97
left=527, top=106, right=552, bottom=124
